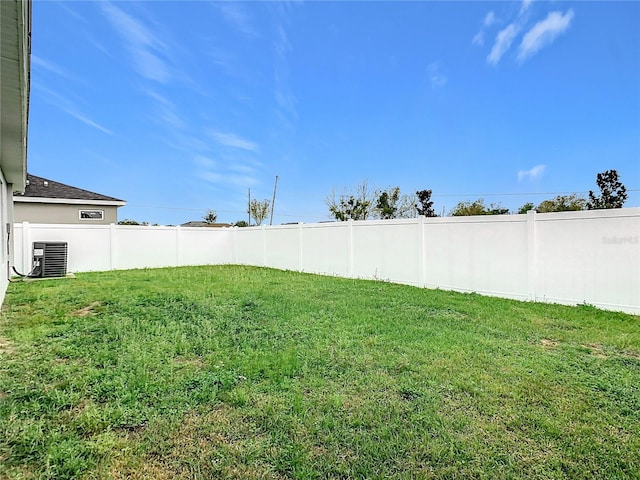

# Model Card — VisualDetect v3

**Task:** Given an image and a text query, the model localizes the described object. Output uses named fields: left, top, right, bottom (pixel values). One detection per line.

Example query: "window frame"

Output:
left=79, top=209, right=104, bottom=220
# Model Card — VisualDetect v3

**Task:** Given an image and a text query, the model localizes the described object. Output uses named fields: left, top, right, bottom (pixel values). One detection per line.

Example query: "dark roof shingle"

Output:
left=15, top=174, right=124, bottom=202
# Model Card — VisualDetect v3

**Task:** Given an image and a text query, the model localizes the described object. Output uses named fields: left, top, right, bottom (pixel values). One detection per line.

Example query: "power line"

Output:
left=122, top=188, right=640, bottom=221
left=431, top=189, right=640, bottom=198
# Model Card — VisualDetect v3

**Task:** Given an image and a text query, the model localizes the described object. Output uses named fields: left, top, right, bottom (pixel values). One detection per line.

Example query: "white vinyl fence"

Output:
left=13, top=208, right=640, bottom=314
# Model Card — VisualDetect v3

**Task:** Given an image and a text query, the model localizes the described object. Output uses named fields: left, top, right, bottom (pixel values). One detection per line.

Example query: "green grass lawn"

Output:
left=0, top=265, right=638, bottom=479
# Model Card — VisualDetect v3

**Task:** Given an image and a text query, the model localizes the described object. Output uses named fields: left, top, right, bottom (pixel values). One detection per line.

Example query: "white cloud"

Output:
left=487, top=23, right=521, bottom=65
left=199, top=170, right=257, bottom=188
left=272, top=5, right=298, bottom=132
left=518, top=9, right=575, bottom=62
left=472, top=11, right=497, bottom=47
left=427, top=62, right=447, bottom=89
left=518, top=164, right=546, bottom=181
left=68, top=112, right=113, bottom=135
left=210, top=130, right=259, bottom=152
left=31, top=55, right=74, bottom=80
left=100, top=2, right=170, bottom=83
left=194, top=155, right=217, bottom=169
left=484, top=11, right=497, bottom=27
left=216, top=3, right=258, bottom=38
left=32, top=82, right=113, bottom=135
left=472, top=31, right=485, bottom=47
left=520, top=0, right=534, bottom=15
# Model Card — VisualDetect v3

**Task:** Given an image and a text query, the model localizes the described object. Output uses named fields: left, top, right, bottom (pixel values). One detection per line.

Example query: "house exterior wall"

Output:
left=0, top=0, right=31, bottom=306
left=14, top=202, right=119, bottom=224
left=0, top=171, right=11, bottom=304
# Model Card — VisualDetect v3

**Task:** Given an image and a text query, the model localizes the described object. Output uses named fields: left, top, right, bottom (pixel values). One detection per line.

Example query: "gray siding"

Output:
left=14, top=202, right=119, bottom=224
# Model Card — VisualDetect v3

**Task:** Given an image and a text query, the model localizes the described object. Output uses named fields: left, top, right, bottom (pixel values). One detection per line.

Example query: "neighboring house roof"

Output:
left=14, top=174, right=126, bottom=206
left=181, top=221, right=233, bottom=228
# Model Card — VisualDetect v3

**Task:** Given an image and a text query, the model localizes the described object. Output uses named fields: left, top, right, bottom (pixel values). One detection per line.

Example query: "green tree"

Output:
left=203, top=209, right=217, bottom=224
left=249, top=199, right=270, bottom=225
left=326, top=180, right=376, bottom=221
left=488, top=203, right=509, bottom=215
left=449, top=199, right=510, bottom=216
left=517, top=202, right=535, bottom=214
left=450, top=199, right=489, bottom=216
left=234, top=220, right=249, bottom=227
left=117, top=219, right=140, bottom=225
left=415, top=189, right=437, bottom=217
left=536, top=194, right=586, bottom=213
left=376, top=187, right=401, bottom=219
left=328, top=196, right=371, bottom=221
left=587, top=169, right=628, bottom=209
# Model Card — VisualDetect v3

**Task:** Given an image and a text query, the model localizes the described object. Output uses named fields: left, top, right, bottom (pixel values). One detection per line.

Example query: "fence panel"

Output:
left=534, top=210, right=640, bottom=311
left=113, top=226, right=181, bottom=270
left=178, top=227, right=233, bottom=266
left=352, top=220, right=422, bottom=286
left=422, top=216, right=530, bottom=300
left=300, top=222, right=350, bottom=277
left=14, top=223, right=112, bottom=273
left=12, top=208, right=640, bottom=314
left=233, top=227, right=265, bottom=266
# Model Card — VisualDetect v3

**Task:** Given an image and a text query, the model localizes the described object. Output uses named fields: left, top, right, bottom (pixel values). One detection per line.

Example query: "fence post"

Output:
left=298, top=222, right=304, bottom=272
left=262, top=224, right=267, bottom=267
left=232, top=226, right=238, bottom=264
left=348, top=219, right=354, bottom=278
left=175, top=225, right=182, bottom=267
left=418, top=216, right=426, bottom=288
left=526, top=210, right=537, bottom=301
left=109, top=223, right=117, bottom=270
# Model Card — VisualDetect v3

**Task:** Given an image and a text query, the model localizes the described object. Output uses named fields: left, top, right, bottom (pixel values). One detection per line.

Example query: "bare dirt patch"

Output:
left=582, top=343, right=607, bottom=359
left=110, top=406, right=280, bottom=480
left=0, top=336, right=14, bottom=355
left=72, top=301, right=101, bottom=317
left=540, top=339, right=559, bottom=349
left=620, top=350, right=640, bottom=360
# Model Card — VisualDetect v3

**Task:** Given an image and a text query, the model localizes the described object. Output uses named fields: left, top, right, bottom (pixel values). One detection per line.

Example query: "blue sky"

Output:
left=28, top=1, right=639, bottom=225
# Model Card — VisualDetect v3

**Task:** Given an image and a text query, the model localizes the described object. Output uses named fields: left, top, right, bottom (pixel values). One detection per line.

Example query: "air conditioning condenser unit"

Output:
left=31, top=242, right=68, bottom=278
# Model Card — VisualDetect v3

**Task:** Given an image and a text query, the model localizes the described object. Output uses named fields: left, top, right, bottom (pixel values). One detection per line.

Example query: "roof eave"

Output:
left=13, top=196, right=127, bottom=207
left=0, top=0, right=31, bottom=193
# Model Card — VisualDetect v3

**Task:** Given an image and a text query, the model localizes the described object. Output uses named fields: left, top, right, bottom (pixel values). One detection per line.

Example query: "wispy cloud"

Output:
left=68, top=112, right=113, bottom=135
left=194, top=155, right=217, bottom=169
left=480, top=1, right=573, bottom=65
left=210, top=130, right=259, bottom=153
left=472, top=11, right=497, bottom=46
left=484, top=11, right=497, bottom=27
left=472, top=32, right=485, bottom=47
left=427, top=61, right=447, bottom=89
left=198, top=170, right=257, bottom=188
left=32, top=82, right=112, bottom=135
left=518, top=10, right=575, bottom=62
left=487, top=23, right=521, bottom=65
left=100, top=2, right=170, bottom=83
left=272, top=3, right=299, bottom=132
left=518, top=164, right=546, bottom=181
left=216, top=2, right=258, bottom=38
left=520, top=0, right=534, bottom=15
left=143, top=90, right=188, bottom=131
left=31, top=55, right=75, bottom=80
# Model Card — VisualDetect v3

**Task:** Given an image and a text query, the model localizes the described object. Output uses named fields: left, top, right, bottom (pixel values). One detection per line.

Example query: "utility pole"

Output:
left=269, top=175, right=279, bottom=226
left=248, top=188, right=251, bottom=226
